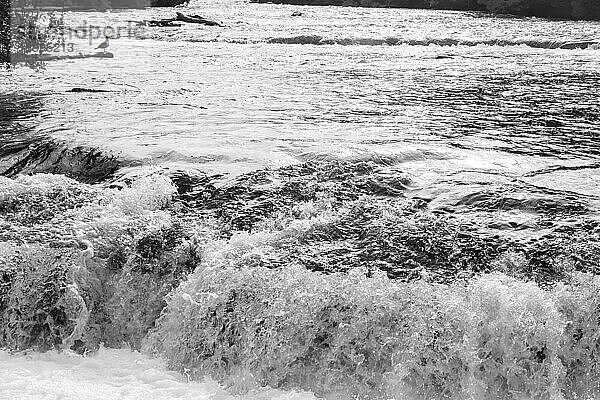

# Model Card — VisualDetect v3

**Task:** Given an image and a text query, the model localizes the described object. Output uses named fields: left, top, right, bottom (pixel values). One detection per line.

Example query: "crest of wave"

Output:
left=72, top=173, right=178, bottom=258
left=143, top=210, right=600, bottom=400
left=0, top=172, right=177, bottom=243
left=0, top=172, right=180, bottom=352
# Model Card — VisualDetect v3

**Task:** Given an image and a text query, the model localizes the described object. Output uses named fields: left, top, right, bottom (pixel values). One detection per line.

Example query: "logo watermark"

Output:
left=11, top=19, right=147, bottom=51
left=62, top=21, right=147, bottom=46
left=2, top=2, right=148, bottom=67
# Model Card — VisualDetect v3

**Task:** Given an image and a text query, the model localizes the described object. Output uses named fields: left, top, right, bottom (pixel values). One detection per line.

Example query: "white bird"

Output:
left=95, top=36, right=110, bottom=53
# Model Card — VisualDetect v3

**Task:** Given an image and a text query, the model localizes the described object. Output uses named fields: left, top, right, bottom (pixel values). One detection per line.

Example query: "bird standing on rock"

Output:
left=95, top=36, right=110, bottom=53
left=95, top=27, right=113, bottom=53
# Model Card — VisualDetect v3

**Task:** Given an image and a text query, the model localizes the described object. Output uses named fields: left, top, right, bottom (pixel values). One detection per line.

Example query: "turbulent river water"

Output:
left=1, top=1, right=600, bottom=399
left=3, top=0, right=600, bottom=227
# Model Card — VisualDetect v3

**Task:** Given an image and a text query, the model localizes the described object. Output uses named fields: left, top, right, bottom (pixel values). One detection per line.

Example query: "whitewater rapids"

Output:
left=0, top=348, right=317, bottom=400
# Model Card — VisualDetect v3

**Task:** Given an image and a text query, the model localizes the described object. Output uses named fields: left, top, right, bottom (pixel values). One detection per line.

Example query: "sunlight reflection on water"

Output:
left=1, top=0, right=599, bottom=213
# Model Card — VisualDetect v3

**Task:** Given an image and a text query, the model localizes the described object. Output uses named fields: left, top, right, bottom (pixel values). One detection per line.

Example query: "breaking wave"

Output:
left=146, top=265, right=600, bottom=399
left=173, top=35, right=598, bottom=49
left=266, top=35, right=574, bottom=48
left=0, top=153, right=599, bottom=398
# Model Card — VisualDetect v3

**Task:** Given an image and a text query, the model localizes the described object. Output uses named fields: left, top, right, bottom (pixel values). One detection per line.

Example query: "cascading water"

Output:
left=1, top=0, right=600, bottom=398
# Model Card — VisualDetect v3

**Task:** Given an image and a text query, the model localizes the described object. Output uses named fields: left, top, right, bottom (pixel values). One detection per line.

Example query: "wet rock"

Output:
left=68, top=88, right=113, bottom=93
left=175, top=12, right=223, bottom=26
left=144, top=12, right=223, bottom=28
left=150, top=0, right=189, bottom=6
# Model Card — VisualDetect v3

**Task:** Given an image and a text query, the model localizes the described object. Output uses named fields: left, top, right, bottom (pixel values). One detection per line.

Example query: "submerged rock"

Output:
left=68, top=88, right=113, bottom=93
left=0, top=138, right=129, bottom=184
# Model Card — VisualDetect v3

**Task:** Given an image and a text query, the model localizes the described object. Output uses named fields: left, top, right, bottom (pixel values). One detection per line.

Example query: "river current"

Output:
left=1, top=1, right=600, bottom=399
left=3, top=0, right=600, bottom=222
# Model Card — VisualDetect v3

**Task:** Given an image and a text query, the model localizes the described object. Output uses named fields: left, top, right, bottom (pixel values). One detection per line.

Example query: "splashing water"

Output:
left=0, top=348, right=318, bottom=400
left=1, top=0, right=600, bottom=398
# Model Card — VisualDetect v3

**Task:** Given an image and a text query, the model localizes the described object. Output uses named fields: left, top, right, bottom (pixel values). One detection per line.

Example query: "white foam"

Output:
left=0, top=348, right=318, bottom=400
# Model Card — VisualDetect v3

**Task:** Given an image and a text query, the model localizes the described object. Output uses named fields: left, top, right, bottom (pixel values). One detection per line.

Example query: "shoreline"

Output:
left=251, top=0, right=600, bottom=21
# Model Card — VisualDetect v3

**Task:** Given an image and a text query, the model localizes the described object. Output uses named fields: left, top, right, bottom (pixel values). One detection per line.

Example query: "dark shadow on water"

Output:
left=0, top=91, right=130, bottom=183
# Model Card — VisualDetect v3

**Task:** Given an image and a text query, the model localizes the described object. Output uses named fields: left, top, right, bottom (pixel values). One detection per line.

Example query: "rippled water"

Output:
left=1, top=2, right=600, bottom=398
left=2, top=1, right=600, bottom=220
